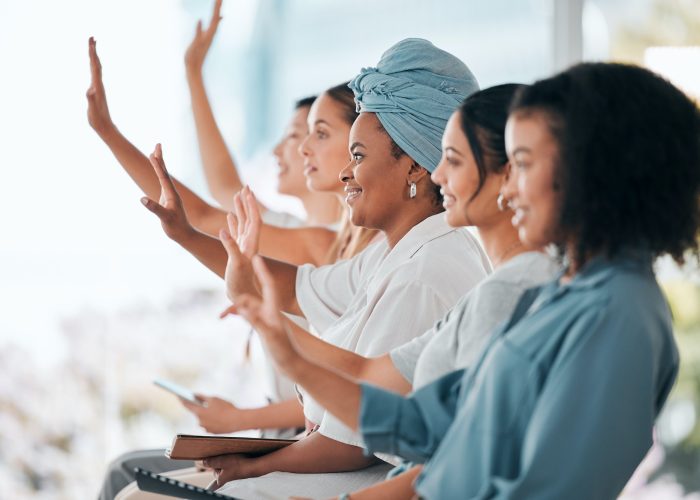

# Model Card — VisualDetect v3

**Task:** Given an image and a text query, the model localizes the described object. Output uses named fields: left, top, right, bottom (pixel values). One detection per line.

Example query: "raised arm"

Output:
left=285, top=319, right=412, bottom=394
left=86, top=37, right=227, bottom=237
left=184, top=0, right=258, bottom=212
left=235, top=187, right=338, bottom=264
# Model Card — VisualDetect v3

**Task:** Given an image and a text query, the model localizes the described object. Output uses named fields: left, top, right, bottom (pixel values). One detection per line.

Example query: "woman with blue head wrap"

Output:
left=197, top=38, right=492, bottom=498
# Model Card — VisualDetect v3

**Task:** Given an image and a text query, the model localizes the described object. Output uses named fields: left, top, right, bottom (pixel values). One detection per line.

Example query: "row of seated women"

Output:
left=87, top=1, right=700, bottom=498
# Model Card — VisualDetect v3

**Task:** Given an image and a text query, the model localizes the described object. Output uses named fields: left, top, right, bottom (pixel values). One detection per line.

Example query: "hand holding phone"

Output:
left=154, top=378, right=206, bottom=407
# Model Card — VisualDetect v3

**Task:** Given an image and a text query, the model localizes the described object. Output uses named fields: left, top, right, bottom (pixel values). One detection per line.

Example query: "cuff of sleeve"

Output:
left=359, top=382, right=404, bottom=456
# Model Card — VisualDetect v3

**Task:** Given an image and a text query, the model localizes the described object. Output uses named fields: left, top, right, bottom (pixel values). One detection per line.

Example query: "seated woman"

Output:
left=129, top=38, right=489, bottom=497
left=233, top=62, right=699, bottom=499
left=187, top=84, right=561, bottom=499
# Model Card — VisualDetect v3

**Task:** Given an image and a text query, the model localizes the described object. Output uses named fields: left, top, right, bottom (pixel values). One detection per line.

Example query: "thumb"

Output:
left=219, top=304, right=239, bottom=318
left=141, top=197, right=168, bottom=218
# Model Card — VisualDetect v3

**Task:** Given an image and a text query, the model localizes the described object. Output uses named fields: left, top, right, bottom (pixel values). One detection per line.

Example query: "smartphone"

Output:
left=153, top=378, right=206, bottom=406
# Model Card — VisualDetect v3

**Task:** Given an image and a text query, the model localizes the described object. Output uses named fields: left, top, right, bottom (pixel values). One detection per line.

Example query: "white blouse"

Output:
left=295, top=213, right=492, bottom=447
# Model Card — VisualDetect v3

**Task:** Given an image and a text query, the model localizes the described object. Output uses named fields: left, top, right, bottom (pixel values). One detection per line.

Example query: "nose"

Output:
left=298, top=134, right=311, bottom=158
left=431, top=155, right=447, bottom=186
left=272, top=138, right=284, bottom=159
left=339, top=160, right=355, bottom=183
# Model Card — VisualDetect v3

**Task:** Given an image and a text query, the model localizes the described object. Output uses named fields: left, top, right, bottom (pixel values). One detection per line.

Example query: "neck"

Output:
left=299, top=192, right=344, bottom=226
left=383, top=203, right=443, bottom=249
left=477, top=214, right=528, bottom=268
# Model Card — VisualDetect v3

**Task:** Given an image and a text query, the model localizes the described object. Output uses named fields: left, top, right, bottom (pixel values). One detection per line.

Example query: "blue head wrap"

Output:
left=349, top=38, right=479, bottom=172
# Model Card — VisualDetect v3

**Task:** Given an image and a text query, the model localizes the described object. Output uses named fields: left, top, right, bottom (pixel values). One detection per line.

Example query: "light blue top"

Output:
left=359, top=251, right=679, bottom=499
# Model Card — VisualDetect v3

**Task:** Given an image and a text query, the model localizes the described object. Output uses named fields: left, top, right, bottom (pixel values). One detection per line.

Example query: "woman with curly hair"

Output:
left=237, top=62, right=700, bottom=499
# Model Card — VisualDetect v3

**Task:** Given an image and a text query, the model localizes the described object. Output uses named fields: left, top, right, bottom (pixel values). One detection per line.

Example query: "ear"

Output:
left=406, top=161, right=431, bottom=185
left=500, top=161, right=512, bottom=189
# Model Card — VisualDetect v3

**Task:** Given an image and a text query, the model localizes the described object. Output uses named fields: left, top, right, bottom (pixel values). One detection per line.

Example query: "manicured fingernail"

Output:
left=140, top=198, right=148, bottom=206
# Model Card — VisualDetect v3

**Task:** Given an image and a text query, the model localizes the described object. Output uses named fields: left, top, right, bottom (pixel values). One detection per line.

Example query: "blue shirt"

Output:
left=359, top=252, right=679, bottom=499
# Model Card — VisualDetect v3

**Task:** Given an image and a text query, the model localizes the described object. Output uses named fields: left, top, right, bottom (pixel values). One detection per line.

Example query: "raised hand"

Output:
left=234, top=256, right=302, bottom=375
left=86, top=37, right=115, bottom=136
left=184, top=0, right=223, bottom=75
left=220, top=214, right=259, bottom=303
left=141, top=144, right=196, bottom=242
left=180, top=395, right=247, bottom=434
left=231, top=186, right=262, bottom=258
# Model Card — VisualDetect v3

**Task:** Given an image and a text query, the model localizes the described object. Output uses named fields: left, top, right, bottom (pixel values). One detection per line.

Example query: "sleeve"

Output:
left=358, top=369, right=466, bottom=464
left=316, top=281, right=453, bottom=446
left=389, top=328, right=435, bottom=384
left=295, top=252, right=365, bottom=333
left=418, top=300, right=677, bottom=500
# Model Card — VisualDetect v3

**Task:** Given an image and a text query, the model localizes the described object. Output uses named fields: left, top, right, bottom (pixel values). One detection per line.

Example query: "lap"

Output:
left=216, top=463, right=393, bottom=500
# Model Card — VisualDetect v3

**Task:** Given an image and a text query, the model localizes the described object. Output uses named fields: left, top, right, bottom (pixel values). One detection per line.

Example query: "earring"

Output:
left=409, top=182, right=417, bottom=199
left=497, top=192, right=507, bottom=211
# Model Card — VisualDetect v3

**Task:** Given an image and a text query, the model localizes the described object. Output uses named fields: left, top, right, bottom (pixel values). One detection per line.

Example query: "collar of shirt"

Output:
left=526, top=248, right=654, bottom=317
left=367, top=213, right=459, bottom=288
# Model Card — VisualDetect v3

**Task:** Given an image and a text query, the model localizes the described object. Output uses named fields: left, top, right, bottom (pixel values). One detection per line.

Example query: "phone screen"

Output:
left=153, top=379, right=205, bottom=406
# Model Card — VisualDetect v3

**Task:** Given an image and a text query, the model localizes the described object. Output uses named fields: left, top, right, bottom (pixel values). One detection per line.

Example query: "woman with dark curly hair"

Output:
left=234, top=61, right=700, bottom=499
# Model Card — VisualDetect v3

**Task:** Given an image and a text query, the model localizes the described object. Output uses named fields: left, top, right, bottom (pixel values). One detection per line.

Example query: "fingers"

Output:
left=219, top=227, right=243, bottom=261
left=219, top=303, right=239, bottom=318
left=208, top=0, right=223, bottom=35
left=195, top=19, right=202, bottom=37
left=233, top=192, right=248, bottom=240
left=88, top=36, right=102, bottom=83
left=141, top=197, right=169, bottom=219
left=226, top=212, right=239, bottom=242
left=243, top=187, right=261, bottom=246
left=148, top=143, right=179, bottom=200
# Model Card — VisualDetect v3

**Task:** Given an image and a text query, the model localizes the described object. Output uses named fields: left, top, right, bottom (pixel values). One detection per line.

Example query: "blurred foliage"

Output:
left=612, top=0, right=700, bottom=64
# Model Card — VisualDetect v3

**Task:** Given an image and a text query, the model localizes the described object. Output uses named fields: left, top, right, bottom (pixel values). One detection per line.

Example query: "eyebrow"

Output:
left=350, top=142, right=366, bottom=150
left=510, top=147, right=532, bottom=155
left=314, top=119, right=331, bottom=127
left=444, top=146, right=464, bottom=156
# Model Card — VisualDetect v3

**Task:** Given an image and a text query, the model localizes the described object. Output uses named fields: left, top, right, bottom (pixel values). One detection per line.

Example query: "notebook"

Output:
left=165, top=434, right=296, bottom=460
left=134, top=467, right=240, bottom=499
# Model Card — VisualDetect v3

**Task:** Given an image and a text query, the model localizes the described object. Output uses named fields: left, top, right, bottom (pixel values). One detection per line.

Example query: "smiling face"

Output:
left=504, top=112, right=562, bottom=247
left=272, top=106, right=312, bottom=197
left=298, top=92, right=352, bottom=194
left=431, top=111, right=505, bottom=228
left=339, top=112, right=413, bottom=229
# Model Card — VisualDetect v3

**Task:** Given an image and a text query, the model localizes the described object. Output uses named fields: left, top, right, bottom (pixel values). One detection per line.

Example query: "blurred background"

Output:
left=0, top=0, right=699, bottom=498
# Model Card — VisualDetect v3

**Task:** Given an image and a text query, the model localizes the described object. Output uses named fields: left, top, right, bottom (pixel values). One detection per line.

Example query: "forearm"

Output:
left=187, top=71, right=242, bottom=209
left=239, top=399, right=304, bottom=431
left=285, top=356, right=363, bottom=431
left=176, top=228, right=228, bottom=278
left=263, top=257, right=302, bottom=315
left=249, top=431, right=376, bottom=477
left=343, top=465, right=422, bottom=500
left=97, top=126, right=225, bottom=233
left=258, top=226, right=337, bottom=267
left=286, top=320, right=368, bottom=378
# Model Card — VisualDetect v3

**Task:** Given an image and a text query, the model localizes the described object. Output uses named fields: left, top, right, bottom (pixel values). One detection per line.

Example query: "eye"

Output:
left=351, top=152, right=364, bottom=162
left=316, top=129, right=328, bottom=139
left=446, top=156, right=460, bottom=167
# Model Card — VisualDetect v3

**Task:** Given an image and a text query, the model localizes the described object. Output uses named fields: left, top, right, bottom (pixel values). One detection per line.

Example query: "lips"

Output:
left=512, top=207, right=526, bottom=226
left=440, top=188, right=456, bottom=209
left=344, top=185, right=362, bottom=204
left=303, top=165, right=318, bottom=176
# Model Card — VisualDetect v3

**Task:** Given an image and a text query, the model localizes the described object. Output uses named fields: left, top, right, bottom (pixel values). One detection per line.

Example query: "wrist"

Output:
left=186, top=65, right=204, bottom=82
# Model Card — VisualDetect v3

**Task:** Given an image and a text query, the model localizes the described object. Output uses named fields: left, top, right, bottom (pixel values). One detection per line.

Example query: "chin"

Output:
left=445, top=211, right=468, bottom=228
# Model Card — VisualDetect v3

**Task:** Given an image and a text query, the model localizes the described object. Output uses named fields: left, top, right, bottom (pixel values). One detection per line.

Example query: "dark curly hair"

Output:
left=459, top=83, right=525, bottom=200
left=510, top=62, right=700, bottom=268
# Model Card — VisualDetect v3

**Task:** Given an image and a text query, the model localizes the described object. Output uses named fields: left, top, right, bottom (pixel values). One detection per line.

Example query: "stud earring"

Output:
left=409, top=182, right=417, bottom=199
left=497, top=192, right=507, bottom=211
